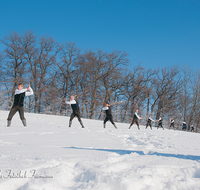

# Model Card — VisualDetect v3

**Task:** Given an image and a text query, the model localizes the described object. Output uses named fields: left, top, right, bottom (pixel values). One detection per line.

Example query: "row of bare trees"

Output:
left=0, top=31, right=199, bottom=132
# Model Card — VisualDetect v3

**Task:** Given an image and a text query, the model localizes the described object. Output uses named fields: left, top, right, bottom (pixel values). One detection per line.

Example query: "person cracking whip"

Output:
left=7, top=83, right=34, bottom=127
left=65, top=96, right=85, bottom=128
left=169, top=117, right=175, bottom=129
left=157, top=116, right=164, bottom=130
left=146, top=114, right=155, bottom=130
left=102, top=102, right=117, bottom=129
left=129, top=109, right=143, bottom=130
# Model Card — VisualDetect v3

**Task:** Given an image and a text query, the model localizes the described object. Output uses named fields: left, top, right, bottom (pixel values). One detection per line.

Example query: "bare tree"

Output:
left=22, top=32, right=60, bottom=113
left=1, top=32, right=26, bottom=105
left=121, top=66, right=155, bottom=122
left=187, top=70, right=200, bottom=130
left=54, top=42, right=80, bottom=115
left=150, top=67, right=181, bottom=120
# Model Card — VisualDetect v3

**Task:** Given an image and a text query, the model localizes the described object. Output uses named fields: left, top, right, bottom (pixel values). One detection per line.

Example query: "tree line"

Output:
left=0, top=31, right=199, bottom=132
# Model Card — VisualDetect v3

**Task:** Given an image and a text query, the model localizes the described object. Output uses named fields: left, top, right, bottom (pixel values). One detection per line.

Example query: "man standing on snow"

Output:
left=65, top=96, right=84, bottom=128
left=182, top=121, right=187, bottom=131
left=190, top=124, right=194, bottom=132
left=169, top=118, right=175, bottom=129
left=157, top=116, right=164, bottom=130
left=7, top=83, right=34, bottom=127
left=146, top=114, right=155, bottom=130
left=102, top=103, right=117, bottom=129
left=129, top=109, right=143, bottom=130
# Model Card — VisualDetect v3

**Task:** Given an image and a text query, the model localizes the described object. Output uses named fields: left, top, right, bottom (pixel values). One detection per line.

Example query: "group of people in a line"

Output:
left=6, top=83, right=195, bottom=132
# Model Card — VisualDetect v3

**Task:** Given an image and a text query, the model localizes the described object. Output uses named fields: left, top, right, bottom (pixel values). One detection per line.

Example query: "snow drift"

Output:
left=0, top=110, right=200, bottom=190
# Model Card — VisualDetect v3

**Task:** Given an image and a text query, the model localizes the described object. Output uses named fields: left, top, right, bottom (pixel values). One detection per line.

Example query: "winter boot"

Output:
left=69, top=120, right=72, bottom=127
left=80, top=121, right=84, bottom=128
left=7, top=120, right=11, bottom=127
left=22, top=120, right=27, bottom=127
left=104, top=123, right=106, bottom=128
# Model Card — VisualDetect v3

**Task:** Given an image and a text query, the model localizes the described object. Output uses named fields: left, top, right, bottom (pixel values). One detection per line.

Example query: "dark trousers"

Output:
left=69, top=111, right=84, bottom=127
left=70, top=112, right=82, bottom=122
left=104, top=115, right=115, bottom=125
left=146, top=122, right=152, bottom=129
left=157, top=123, right=164, bottom=129
left=7, top=105, right=25, bottom=121
left=182, top=126, right=187, bottom=131
left=129, top=118, right=139, bottom=129
left=169, top=123, right=174, bottom=129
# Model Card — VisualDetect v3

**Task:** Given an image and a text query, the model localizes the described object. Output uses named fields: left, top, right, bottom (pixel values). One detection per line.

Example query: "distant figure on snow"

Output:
left=129, top=109, right=143, bottom=130
left=7, top=83, right=34, bottom=127
left=65, top=96, right=84, bottom=128
left=157, top=116, right=164, bottom=130
left=190, top=124, right=194, bottom=132
left=146, top=114, right=155, bottom=130
left=102, top=103, right=117, bottom=129
left=169, top=118, right=175, bottom=129
left=182, top=121, right=187, bottom=131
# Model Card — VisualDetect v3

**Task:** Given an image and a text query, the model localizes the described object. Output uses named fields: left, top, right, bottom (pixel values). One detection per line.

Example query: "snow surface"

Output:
left=0, top=110, right=200, bottom=190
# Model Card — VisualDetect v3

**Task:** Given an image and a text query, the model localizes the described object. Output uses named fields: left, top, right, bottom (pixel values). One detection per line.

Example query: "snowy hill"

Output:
left=0, top=110, right=200, bottom=190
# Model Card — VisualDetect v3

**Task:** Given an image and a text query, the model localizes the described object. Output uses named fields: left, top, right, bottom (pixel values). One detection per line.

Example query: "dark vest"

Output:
left=134, top=113, right=138, bottom=119
left=158, top=119, right=162, bottom=124
left=71, top=101, right=79, bottom=113
left=105, top=107, right=112, bottom=117
left=13, top=92, right=26, bottom=107
left=148, top=118, right=152, bottom=123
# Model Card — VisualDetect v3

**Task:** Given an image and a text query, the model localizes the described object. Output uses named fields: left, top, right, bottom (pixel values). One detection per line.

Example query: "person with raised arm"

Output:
left=182, top=121, right=187, bottom=131
left=146, top=114, right=155, bottom=130
left=102, top=103, right=117, bottom=129
left=190, top=124, right=194, bottom=132
left=7, top=83, right=34, bottom=127
left=65, top=96, right=84, bottom=128
left=169, top=117, right=175, bottom=129
left=157, top=116, right=164, bottom=130
left=129, top=109, right=143, bottom=130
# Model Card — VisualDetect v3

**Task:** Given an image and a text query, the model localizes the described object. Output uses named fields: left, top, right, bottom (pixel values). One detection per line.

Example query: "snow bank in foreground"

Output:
left=0, top=110, right=200, bottom=190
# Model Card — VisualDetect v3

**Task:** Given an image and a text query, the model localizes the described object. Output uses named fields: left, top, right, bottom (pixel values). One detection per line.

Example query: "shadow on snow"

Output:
left=63, top=146, right=200, bottom=161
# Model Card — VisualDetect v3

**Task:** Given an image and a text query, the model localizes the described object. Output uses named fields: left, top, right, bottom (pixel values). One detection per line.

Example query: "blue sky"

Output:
left=0, top=0, right=200, bottom=70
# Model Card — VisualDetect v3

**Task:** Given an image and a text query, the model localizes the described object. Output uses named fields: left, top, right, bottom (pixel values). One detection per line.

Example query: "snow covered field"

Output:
left=0, top=110, right=200, bottom=190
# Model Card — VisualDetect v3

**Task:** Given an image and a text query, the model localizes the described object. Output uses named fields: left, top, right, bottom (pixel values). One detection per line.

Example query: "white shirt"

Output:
left=102, top=107, right=109, bottom=110
left=15, top=87, right=34, bottom=96
left=148, top=117, right=154, bottom=122
left=134, top=112, right=141, bottom=119
left=65, top=100, right=76, bottom=105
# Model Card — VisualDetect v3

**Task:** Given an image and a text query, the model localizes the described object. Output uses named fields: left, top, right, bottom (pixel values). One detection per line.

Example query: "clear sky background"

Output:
left=0, top=0, right=200, bottom=70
